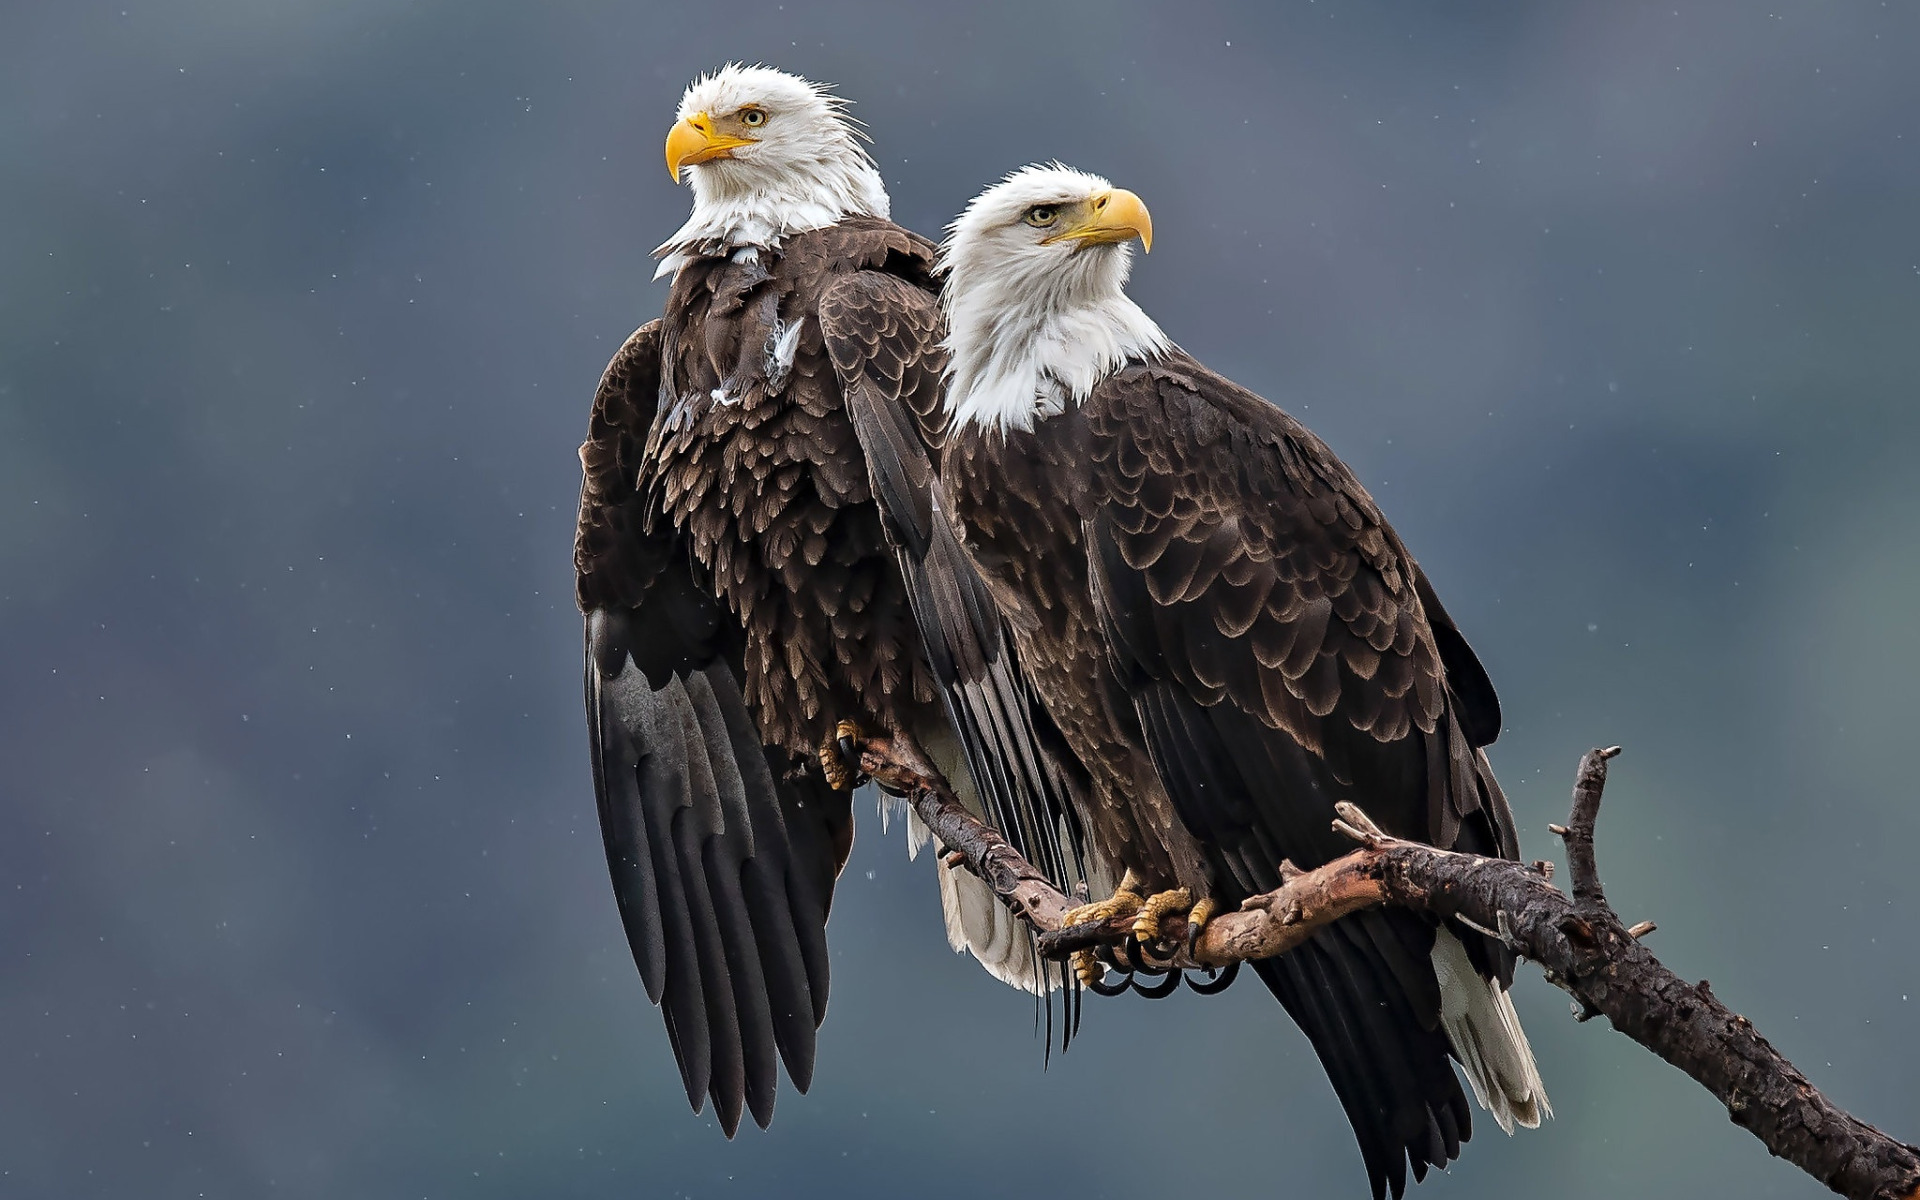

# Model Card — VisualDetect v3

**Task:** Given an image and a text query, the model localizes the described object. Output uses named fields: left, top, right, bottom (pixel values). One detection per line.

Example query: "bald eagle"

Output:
left=925, top=164, right=1549, bottom=1199
left=575, top=70, right=1088, bottom=1137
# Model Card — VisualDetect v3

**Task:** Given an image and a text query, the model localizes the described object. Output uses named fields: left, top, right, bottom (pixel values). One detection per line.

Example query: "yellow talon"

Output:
left=1132, top=887, right=1194, bottom=945
left=1185, top=896, right=1218, bottom=952
left=817, top=721, right=864, bottom=792
left=1187, top=896, right=1217, bottom=930
left=1071, top=948, right=1103, bottom=988
left=1059, top=869, right=1146, bottom=929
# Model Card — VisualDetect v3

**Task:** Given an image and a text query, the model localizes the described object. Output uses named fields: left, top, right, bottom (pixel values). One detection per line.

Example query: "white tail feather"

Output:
left=1432, top=927, right=1551, bottom=1133
left=901, top=734, right=1056, bottom=994
left=935, top=849, right=1053, bottom=993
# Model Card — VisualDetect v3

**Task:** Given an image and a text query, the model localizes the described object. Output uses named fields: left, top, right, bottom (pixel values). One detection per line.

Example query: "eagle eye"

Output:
left=1023, top=205, right=1059, bottom=228
left=738, top=106, right=768, bottom=128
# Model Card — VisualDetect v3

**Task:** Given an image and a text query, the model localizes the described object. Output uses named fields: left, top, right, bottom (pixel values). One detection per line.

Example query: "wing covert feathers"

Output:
left=576, top=322, right=668, bottom=615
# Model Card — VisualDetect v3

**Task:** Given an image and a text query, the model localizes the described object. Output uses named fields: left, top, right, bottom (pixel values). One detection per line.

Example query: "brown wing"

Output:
left=1080, top=351, right=1519, bottom=1199
left=820, top=272, right=1095, bottom=968
left=1080, top=350, right=1518, bottom=868
left=576, top=321, right=850, bottom=1137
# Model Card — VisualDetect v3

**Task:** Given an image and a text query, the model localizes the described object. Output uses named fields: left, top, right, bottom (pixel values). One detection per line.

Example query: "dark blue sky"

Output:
left=4, top=2, right=1918, bottom=1197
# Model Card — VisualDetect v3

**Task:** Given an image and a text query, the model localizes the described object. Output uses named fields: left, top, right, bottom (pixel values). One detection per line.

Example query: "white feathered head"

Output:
left=656, top=64, right=888, bottom=269
left=939, top=164, right=1166, bottom=433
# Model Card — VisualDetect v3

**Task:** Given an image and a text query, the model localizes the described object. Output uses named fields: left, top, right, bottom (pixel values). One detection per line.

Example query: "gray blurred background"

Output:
left=4, top=2, right=1917, bottom=1196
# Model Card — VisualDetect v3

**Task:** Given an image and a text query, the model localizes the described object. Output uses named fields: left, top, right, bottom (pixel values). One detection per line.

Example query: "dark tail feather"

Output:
left=1253, top=918, right=1471, bottom=1200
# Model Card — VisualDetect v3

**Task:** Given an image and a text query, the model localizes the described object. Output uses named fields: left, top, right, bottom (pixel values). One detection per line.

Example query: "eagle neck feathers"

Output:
left=943, top=274, right=1168, bottom=437
left=654, top=152, right=889, bottom=279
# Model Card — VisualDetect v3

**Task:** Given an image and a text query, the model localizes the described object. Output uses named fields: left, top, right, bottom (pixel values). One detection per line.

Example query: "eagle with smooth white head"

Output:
left=575, top=71, right=1091, bottom=1138
left=930, top=164, right=1550, bottom=1199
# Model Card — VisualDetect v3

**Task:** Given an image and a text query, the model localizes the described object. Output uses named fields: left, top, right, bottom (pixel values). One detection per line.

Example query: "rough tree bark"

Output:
left=854, top=737, right=1920, bottom=1200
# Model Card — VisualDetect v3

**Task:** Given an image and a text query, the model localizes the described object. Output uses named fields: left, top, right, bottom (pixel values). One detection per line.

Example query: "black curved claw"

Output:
left=832, top=733, right=885, bottom=793
left=836, top=733, right=879, bottom=792
left=1124, top=934, right=1174, bottom=976
left=1085, top=965, right=1134, bottom=997
left=1184, top=959, right=1241, bottom=995
left=1131, top=969, right=1183, bottom=999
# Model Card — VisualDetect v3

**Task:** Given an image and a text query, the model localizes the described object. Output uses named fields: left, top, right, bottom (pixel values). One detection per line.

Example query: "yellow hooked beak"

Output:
left=665, top=112, right=754, bottom=181
left=1049, top=188, right=1153, bottom=253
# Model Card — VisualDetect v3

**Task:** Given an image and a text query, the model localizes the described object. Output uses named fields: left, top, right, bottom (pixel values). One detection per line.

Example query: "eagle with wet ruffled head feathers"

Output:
left=574, top=68, right=1091, bottom=1140
left=654, top=64, right=891, bottom=272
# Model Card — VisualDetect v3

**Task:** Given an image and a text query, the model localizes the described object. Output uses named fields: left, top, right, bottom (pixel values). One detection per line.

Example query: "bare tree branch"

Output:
left=854, top=735, right=1920, bottom=1200
left=855, top=734, right=1075, bottom=933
